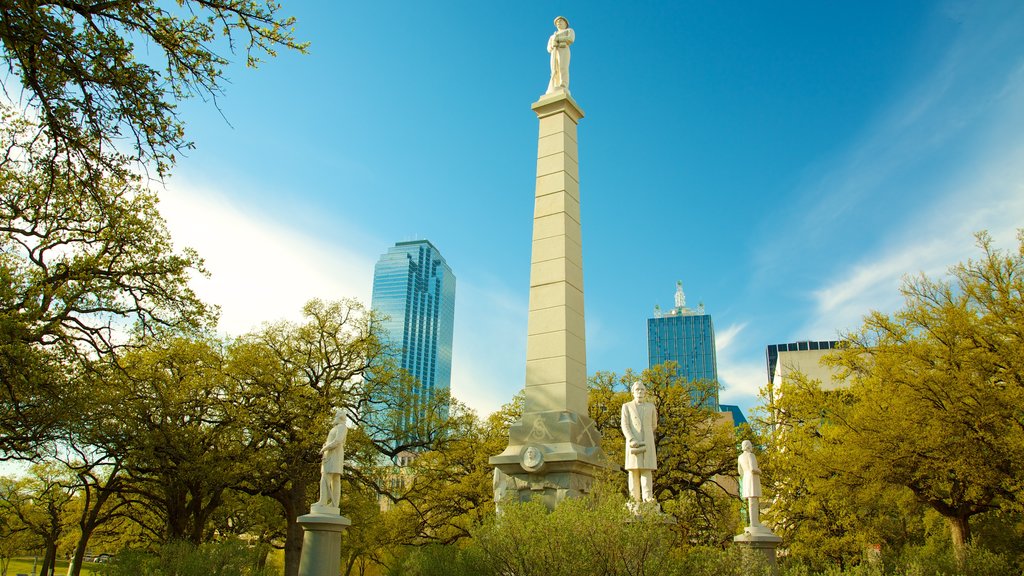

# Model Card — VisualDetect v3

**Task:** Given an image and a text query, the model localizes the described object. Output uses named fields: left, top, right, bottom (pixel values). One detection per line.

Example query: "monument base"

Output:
left=490, top=410, right=612, bottom=510
left=734, top=529, right=782, bottom=576
left=297, top=512, right=351, bottom=576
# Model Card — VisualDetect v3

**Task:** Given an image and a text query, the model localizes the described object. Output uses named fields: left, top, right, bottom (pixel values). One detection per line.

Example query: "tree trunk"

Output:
left=276, top=482, right=308, bottom=576
left=67, top=529, right=91, bottom=576
left=948, top=514, right=971, bottom=566
left=68, top=484, right=112, bottom=576
left=40, top=542, right=57, bottom=576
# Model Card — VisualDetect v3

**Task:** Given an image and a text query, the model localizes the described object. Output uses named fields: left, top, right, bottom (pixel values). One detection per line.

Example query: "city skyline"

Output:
left=155, top=2, right=1024, bottom=420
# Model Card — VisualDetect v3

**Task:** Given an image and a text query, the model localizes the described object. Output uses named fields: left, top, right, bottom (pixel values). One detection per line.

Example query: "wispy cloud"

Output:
left=159, top=178, right=375, bottom=335
left=159, top=176, right=526, bottom=416
left=798, top=32, right=1024, bottom=336
left=716, top=322, right=766, bottom=405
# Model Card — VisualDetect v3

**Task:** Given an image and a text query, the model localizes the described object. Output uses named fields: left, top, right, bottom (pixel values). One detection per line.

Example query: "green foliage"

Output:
left=0, top=0, right=306, bottom=175
left=763, top=231, right=1024, bottom=568
left=0, top=109, right=213, bottom=458
left=590, top=363, right=740, bottom=546
left=102, top=540, right=273, bottom=576
left=388, top=493, right=778, bottom=576
left=469, top=493, right=677, bottom=576
left=387, top=543, right=488, bottom=576
left=673, top=546, right=774, bottom=576
left=827, top=232, right=1024, bottom=556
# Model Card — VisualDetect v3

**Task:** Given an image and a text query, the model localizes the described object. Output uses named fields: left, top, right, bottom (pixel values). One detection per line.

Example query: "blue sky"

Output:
left=156, top=1, right=1024, bottom=420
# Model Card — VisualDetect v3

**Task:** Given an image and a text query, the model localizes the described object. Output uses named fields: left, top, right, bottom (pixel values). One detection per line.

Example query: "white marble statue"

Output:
left=545, top=16, right=575, bottom=94
left=621, top=381, right=658, bottom=503
left=315, top=408, right=348, bottom=511
left=738, top=439, right=764, bottom=528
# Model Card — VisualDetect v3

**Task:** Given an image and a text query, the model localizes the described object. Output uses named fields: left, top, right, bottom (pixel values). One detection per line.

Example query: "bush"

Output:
left=469, top=494, right=675, bottom=576
left=101, top=540, right=272, bottom=576
left=893, top=543, right=1017, bottom=576
left=671, top=545, right=774, bottom=576
left=388, top=543, right=489, bottom=576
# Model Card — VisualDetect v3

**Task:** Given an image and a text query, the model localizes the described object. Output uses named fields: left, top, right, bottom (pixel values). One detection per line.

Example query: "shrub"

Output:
left=101, top=540, right=272, bottom=576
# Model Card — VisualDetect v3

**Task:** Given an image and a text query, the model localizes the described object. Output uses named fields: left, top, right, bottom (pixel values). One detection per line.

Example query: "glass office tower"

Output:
left=371, top=240, right=456, bottom=440
left=647, top=281, right=719, bottom=410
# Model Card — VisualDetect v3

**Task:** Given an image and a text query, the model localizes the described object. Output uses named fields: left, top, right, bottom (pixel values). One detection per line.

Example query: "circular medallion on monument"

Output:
left=520, top=445, right=545, bottom=472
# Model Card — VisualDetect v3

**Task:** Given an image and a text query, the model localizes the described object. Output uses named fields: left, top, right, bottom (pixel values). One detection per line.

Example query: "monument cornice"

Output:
left=531, top=90, right=585, bottom=122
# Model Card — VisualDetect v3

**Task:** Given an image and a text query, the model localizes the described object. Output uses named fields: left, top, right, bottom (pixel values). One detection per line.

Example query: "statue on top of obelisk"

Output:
left=546, top=16, right=574, bottom=94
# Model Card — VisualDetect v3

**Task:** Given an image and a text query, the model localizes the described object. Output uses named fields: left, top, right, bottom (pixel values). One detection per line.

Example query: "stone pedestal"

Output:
left=734, top=528, right=782, bottom=576
left=490, top=89, right=611, bottom=509
left=297, top=512, right=350, bottom=576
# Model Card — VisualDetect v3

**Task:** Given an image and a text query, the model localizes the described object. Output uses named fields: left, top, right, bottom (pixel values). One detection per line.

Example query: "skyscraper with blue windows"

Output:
left=371, top=240, right=456, bottom=442
left=647, top=281, right=719, bottom=410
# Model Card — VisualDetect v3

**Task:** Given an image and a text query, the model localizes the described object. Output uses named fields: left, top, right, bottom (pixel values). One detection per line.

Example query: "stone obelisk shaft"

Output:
left=490, top=89, right=608, bottom=510
left=526, top=92, right=586, bottom=415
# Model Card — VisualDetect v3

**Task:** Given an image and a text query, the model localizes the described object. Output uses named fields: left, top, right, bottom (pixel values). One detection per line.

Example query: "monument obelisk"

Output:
left=490, top=16, right=609, bottom=510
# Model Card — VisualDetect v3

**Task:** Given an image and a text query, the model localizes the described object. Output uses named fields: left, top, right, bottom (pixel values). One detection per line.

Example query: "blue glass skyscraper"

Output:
left=371, top=240, right=456, bottom=438
left=647, top=281, right=719, bottom=410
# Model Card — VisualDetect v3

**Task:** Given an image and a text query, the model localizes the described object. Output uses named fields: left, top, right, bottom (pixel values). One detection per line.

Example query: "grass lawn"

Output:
left=3, top=558, right=103, bottom=576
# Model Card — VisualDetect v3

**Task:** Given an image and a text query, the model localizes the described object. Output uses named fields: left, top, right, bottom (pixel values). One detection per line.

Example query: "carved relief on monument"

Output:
left=521, top=445, right=545, bottom=472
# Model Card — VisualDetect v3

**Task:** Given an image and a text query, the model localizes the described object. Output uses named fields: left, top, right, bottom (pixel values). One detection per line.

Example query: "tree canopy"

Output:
left=0, top=0, right=307, bottom=175
left=764, top=231, right=1024, bottom=567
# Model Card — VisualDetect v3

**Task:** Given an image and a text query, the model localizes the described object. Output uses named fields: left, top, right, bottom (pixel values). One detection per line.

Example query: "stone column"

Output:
left=733, top=530, right=782, bottom=576
left=490, top=89, right=609, bottom=510
left=296, top=512, right=350, bottom=576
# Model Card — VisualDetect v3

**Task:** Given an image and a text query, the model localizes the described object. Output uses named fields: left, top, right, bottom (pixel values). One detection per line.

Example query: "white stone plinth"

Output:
left=297, top=512, right=350, bottom=576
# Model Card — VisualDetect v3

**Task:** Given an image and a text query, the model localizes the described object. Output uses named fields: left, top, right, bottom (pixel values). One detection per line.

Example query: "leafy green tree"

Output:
left=761, top=374, right=927, bottom=570
left=589, top=363, right=742, bottom=546
left=226, top=299, right=393, bottom=576
left=824, top=232, right=1024, bottom=562
left=0, top=108, right=213, bottom=459
left=0, top=0, right=305, bottom=176
left=470, top=493, right=679, bottom=576
left=381, top=401, right=507, bottom=545
left=0, top=0, right=303, bottom=461
left=58, top=444, right=130, bottom=576
left=0, top=463, right=76, bottom=576
left=337, top=395, right=524, bottom=574
left=109, top=336, right=249, bottom=545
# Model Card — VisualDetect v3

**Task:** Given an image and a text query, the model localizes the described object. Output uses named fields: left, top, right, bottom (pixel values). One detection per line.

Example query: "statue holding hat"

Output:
left=621, top=381, right=658, bottom=503
left=313, top=407, right=348, bottom=513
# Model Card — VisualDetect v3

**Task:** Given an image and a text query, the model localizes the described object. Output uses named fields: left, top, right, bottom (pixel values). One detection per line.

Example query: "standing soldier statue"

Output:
left=546, top=16, right=575, bottom=94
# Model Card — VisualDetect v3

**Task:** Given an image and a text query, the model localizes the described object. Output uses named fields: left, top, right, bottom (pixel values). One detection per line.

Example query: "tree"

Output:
left=0, top=0, right=306, bottom=176
left=337, top=395, right=523, bottom=573
left=761, top=374, right=927, bottom=570
left=377, top=402, right=506, bottom=546
left=825, top=232, right=1024, bottom=563
left=0, top=464, right=76, bottom=576
left=110, top=336, right=249, bottom=545
left=589, top=364, right=743, bottom=546
left=0, top=109, right=213, bottom=458
left=1, top=0, right=304, bottom=460
left=58, top=444, right=130, bottom=576
left=227, top=299, right=390, bottom=576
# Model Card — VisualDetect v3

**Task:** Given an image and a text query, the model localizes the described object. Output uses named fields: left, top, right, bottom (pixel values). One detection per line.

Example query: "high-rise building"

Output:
left=371, top=240, right=456, bottom=439
left=647, top=281, right=719, bottom=409
left=765, top=340, right=842, bottom=402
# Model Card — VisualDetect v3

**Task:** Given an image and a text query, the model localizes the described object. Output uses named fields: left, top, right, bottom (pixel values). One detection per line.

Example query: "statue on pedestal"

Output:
left=313, top=408, right=348, bottom=514
left=546, top=16, right=574, bottom=94
left=738, top=439, right=764, bottom=529
left=621, top=381, right=658, bottom=504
